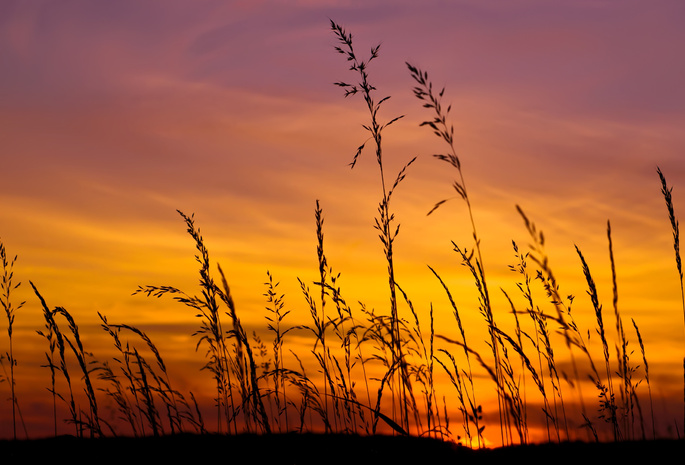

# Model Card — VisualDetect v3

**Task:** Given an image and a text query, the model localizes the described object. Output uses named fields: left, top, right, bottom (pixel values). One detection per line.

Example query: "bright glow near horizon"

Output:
left=1, top=0, right=684, bottom=445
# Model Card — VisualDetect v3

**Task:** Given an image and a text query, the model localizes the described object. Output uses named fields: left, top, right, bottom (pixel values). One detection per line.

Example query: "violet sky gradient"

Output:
left=1, top=0, right=684, bottom=441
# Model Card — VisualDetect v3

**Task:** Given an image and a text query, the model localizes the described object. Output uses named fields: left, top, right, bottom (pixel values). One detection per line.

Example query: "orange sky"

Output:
left=1, top=0, right=685, bottom=444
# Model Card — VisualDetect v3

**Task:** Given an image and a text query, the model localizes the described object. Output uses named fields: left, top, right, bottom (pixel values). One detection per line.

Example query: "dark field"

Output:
left=1, top=434, right=683, bottom=465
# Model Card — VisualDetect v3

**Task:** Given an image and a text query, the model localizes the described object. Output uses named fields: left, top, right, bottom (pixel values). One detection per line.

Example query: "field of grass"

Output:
left=0, top=20, right=684, bottom=457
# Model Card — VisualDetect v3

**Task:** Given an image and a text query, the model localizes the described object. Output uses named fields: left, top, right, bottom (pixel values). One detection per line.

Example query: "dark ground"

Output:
left=1, top=433, right=683, bottom=464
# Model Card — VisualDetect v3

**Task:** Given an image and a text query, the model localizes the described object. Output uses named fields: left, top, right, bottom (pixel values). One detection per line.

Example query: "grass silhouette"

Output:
left=0, top=20, right=683, bottom=461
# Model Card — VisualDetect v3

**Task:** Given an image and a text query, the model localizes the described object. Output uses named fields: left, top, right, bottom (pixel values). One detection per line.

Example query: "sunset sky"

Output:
left=1, top=0, right=685, bottom=443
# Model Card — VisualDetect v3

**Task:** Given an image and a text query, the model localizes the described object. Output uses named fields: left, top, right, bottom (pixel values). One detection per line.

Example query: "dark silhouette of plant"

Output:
left=33, top=282, right=102, bottom=437
left=332, top=20, right=416, bottom=433
left=407, top=62, right=503, bottom=446
left=0, top=240, right=26, bottom=439
left=136, top=210, right=270, bottom=435
left=657, top=166, right=685, bottom=435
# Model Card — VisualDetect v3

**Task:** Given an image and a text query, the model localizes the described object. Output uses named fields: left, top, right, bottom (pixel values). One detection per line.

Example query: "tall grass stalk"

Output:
left=576, top=245, right=619, bottom=440
left=217, top=263, right=272, bottom=434
left=297, top=205, right=363, bottom=436
left=320, top=255, right=372, bottom=434
left=632, top=318, right=656, bottom=439
left=33, top=282, right=78, bottom=435
left=264, top=270, right=292, bottom=432
left=607, top=221, right=637, bottom=438
left=428, top=265, right=481, bottom=446
left=607, top=222, right=625, bottom=431
left=657, top=166, right=685, bottom=434
left=33, top=281, right=102, bottom=437
left=0, top=240, right=25, bottom=439
left=56, top=306, right=102, bottom=437
left=332, top=20, right=415, bottom=432
left=314, top=200, right=331, bottom=430
left=407, top=63, right=509, bottom=445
